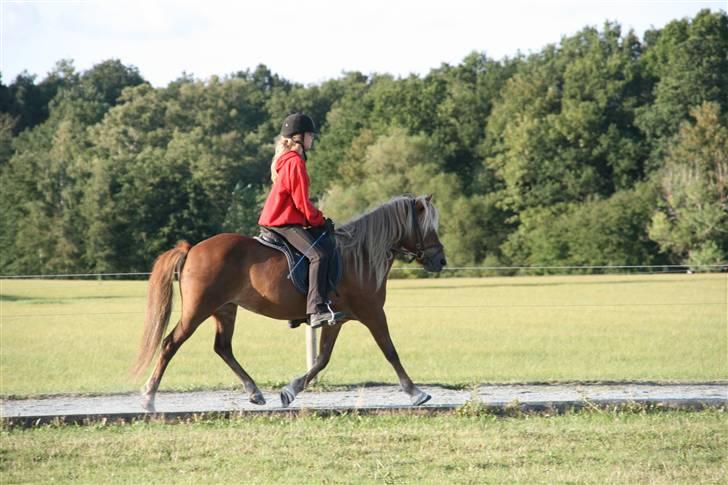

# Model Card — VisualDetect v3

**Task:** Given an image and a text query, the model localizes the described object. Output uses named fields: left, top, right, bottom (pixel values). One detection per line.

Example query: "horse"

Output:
left=132, top=194, right=446, bottom=411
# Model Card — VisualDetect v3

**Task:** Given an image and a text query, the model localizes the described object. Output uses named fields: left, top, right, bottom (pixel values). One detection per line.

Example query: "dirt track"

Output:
left=2, top=383, right=726, bottom=425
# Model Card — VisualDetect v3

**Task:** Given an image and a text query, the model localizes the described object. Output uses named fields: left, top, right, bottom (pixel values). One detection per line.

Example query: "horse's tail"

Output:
left=131, top=241, right=192, bottom=378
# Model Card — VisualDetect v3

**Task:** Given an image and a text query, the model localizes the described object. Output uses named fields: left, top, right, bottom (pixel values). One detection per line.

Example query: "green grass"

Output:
left=2, top=410, right=726, bottom=483
left=1, top=274, right=726, bottom=397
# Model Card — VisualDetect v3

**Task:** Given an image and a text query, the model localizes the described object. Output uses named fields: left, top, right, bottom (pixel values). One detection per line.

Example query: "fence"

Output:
left=2, top=263, right=726, bottom=279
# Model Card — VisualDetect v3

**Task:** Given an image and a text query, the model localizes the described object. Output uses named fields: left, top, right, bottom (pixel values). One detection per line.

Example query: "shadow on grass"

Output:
left=0, top=294, right=138, bottom=303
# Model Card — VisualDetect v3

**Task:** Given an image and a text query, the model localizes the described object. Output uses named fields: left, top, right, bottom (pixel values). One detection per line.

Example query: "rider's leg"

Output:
left=303, top=231, right=347, bottom=326
left=269, top=226, right=332, bottom=320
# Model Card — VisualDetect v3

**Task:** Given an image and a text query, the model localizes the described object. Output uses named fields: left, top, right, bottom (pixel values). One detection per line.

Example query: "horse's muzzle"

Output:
left=423, top=250, right=446, bottom=273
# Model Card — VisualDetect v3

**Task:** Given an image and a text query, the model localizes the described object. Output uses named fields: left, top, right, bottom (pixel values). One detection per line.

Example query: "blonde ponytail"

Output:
left=270, top=134, right=304, bottom=182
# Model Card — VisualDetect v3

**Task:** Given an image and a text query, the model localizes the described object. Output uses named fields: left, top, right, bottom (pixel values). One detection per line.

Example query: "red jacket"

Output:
left=258, top=150, right=325, bottom=227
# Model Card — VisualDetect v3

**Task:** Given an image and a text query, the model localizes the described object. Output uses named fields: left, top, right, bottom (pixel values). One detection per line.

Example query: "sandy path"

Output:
left=2, top=383, right=726, bottom=425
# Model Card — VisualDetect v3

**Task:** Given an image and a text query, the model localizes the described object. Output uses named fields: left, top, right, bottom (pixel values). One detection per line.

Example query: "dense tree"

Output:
left=428, top=53, right=519, bottom=192
left=79, top=59, right=145, bottom=108
left=0, top=60, right=79, bottom=134
left=0, top=97, right=93, bottom=273
left=442, top=193, right=514, bottom=267
left=323, top=128, right=456, bottom=220
left=223, top=182, right=268, bottom=237
left=636, top=9, right=728, bottom=166
left=484, top=22, right=649, bottom=214
left=0, top=112, right=15, bottom=166
left=86, top=80, right=250, bottom=270
left=503, top=186, right=661, bottom=269
left=1, top=10, right=726, bottom=275
left=648, top=102, right=728, bottom=267
left=307, top=72, right=371, bottom=194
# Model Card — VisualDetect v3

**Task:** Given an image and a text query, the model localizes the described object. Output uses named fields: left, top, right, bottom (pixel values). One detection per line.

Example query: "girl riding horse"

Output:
left=258, top=113, right=344, bottom=328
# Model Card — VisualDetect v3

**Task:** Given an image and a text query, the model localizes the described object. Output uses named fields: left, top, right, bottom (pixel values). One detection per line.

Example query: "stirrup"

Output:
left=325, top=301, right=338, bottom=324
left=324, top=301, right=347, bottom=326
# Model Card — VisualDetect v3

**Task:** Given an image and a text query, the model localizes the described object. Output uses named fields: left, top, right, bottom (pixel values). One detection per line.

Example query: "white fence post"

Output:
left=306, top=326, right=318, bottom=372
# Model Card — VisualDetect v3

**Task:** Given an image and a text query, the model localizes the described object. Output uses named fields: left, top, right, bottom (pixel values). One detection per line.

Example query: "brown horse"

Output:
left=132, top=195, right=446, bottom=411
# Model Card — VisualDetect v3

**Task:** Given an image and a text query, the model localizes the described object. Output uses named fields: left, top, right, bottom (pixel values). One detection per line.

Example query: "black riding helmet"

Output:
left=280, top=113, right=316, bottom=138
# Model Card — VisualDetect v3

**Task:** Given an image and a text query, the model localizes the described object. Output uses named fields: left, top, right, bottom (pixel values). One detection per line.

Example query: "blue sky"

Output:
left=2, top=0, right=726, bottom=86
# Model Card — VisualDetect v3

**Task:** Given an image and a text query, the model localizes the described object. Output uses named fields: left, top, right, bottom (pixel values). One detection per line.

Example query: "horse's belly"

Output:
left=238, top=255, right=307, bottom=319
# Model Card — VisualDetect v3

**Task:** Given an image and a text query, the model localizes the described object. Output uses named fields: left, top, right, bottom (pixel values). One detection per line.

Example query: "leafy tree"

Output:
left=308, top=72, right=371, bottom=194
left=78, top=59, right=145, bottom=109
left=0, top=60, right=79, bottom=134
left=86, top=83, right=200, bottom=271
left=648, top=102, right=728, bottom=267
left=223, top=182, right=268, bottom=236
left=311, top=55, right=515, bottom=196
left=443, top=193, right=514, bottom=266
left=3, top=10, right=727, bottom=273
left=1, top=72, right=52, bottom=134
left=0, top=58, right=147, bottom=274
left=503, top=185, right=660, bottom=269
left=636, top=10, right=728, bottom=166
left=0, top=100, right=93, bottom=273
left=323, top=128, right=454, bottom=213
left=484, top=23, right=649, bottom=214
left=0, top=112, right=15, bottom=166
left=428, top=52, right=519, bottom=192
left=85, top=73, right=277, bottom=270
left=323, top=128, right=467, bottom=263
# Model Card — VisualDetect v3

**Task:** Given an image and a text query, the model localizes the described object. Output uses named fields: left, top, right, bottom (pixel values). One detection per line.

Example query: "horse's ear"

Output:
left=416, top=194, right=433, bottom=211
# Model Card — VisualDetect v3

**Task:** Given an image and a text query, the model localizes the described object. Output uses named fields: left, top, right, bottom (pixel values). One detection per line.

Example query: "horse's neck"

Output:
left=335, top=203, right=411, bottom=290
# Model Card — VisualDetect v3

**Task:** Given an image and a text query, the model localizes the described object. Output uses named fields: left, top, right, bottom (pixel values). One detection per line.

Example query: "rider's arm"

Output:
left=287, top=156, right=325, bottom=227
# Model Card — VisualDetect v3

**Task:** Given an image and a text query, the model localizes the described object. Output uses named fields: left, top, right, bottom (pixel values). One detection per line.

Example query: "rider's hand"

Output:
left=324, top=217, right=335, bottom=233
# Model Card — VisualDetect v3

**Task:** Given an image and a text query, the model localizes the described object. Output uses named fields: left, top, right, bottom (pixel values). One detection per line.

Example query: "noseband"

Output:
left=392, top=199, right=444, bottom=264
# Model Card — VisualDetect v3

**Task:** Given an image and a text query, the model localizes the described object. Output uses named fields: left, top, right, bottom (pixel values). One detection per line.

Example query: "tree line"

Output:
left=1, top=9, right=726, bottom=275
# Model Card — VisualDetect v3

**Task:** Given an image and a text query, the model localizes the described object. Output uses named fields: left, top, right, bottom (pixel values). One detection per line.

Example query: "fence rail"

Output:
left=1, top=264, right=726, bottom=279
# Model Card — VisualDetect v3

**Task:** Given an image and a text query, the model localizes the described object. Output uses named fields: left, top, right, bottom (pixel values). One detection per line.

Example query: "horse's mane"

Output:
left=335, top=195, right=439, bottom=289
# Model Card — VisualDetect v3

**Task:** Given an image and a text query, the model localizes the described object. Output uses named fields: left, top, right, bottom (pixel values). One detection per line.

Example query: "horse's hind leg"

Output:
left=280, top=323, right=342, bottom=407
left=141, top=315, right=205, bottom=411
left=212, top=303, right=265, bottom=405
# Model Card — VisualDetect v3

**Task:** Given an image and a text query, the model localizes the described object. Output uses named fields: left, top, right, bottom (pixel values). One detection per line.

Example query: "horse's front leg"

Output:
left=280, top=323, right=342, bottom=407
left=363, top=308, right=431, bottom=406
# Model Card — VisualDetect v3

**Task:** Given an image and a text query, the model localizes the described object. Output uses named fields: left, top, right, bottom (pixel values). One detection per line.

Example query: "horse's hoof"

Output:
left=280, top=385, right=296, bottom=408
left=411, top=392, right=431, bottom=406
left=249, top=390, right=266, bottom=406
left=141, top=394, right=156, bottom=412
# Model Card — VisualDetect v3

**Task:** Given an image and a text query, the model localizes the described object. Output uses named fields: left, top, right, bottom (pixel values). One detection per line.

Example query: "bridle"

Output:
left=391, top=198, right=444, bottom=264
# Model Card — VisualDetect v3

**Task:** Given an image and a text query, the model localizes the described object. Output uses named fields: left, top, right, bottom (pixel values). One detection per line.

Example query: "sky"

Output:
left=2, top=0, right=726, bottom=86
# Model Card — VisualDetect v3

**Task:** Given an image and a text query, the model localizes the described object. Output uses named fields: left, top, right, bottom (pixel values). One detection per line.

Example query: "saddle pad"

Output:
left=254, top=231, right=342, bottom=296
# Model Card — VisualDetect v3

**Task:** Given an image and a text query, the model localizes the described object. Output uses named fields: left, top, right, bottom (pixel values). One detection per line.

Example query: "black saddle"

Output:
left=255, top=227, right=342, bottom=295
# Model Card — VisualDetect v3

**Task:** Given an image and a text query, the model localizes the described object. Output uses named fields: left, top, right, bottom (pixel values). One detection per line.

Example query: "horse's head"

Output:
left=396, top=195, right=447, bottom=273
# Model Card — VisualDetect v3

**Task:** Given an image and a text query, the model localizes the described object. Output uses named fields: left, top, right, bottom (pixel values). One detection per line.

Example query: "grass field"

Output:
left=2, top=410, right=726, bottom=483
left=1, top=273, right=726, bottom=397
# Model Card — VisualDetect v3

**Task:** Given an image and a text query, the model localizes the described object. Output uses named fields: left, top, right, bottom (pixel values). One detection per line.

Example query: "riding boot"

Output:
left=309, top=303, right=346, bottom=328
left=288, top=318, right=307, bottom=329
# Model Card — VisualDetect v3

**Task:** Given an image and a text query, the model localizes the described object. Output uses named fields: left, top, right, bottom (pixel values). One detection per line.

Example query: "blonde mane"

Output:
left=335, top=195, right=439, bottom=289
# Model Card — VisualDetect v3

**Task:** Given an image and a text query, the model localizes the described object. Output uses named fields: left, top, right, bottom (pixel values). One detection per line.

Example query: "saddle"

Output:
left=254, top=227, right=342, bottom=296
